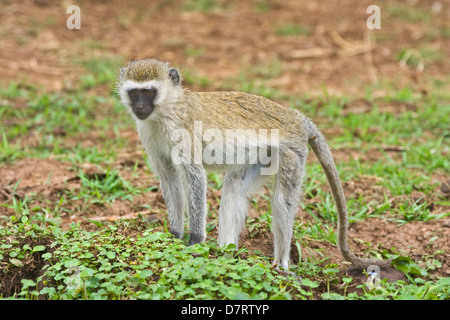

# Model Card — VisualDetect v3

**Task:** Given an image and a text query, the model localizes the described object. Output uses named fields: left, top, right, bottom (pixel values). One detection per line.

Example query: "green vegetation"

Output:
left=274, top=23, right=311, bottom=37
left=1, top=72, right=448, bottom=299
left=1, top=217, right=449, bottom=300
left=182, top=0, right=230, bottom=12
left=387, top=3, right=432, bottom=23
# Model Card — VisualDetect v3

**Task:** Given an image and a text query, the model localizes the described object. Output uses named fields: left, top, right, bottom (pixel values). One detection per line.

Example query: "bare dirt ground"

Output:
left=1, top=0, right=449, bottom=291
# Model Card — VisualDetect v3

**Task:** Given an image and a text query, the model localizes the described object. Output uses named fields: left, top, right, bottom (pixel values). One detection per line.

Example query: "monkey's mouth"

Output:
left=133, top=104, right=154, bottom=120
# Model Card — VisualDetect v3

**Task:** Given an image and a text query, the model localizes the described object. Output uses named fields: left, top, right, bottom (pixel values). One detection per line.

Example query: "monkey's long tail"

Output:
left=302, top=116, right=391, bottom=269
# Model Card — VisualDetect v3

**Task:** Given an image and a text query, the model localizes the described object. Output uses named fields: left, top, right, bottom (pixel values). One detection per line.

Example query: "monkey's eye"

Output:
left=143, top=89, right=156, bottom=97
left=128, top=89, right=138, bottom=96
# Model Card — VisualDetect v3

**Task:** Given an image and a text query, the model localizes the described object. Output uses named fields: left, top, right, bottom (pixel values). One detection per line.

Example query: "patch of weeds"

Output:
left=295, top=207, right=337, bottom=244
left=393, top=197, right=449, bottom=224
left=0, top=82, right=32, bottom=99
left=207, top=172, right=223, bottom=189
left=3, top=210, right=449, bottom=300
left=182, top=0, right=230, bottom=12
left=302, top=167, right=323, bottom=199
left=0, top=129, right=27, bottom=162
left=397, top=47, right=443, bottom=72
left=71, top=168, right=143, bottom=205
left=13, top=221, right=307, bottom=300
left=220, top=58, right=288, bottom=100
left=405, top=137, right=449, bottom=171
left=66, top=145, right=118, bottom=167
left=185, top=46, right=205, bottom=58
left=180, top=68, right=212, bottom=88
left=318, top=95, right=348, bottom=120
left=79, top=56, right=124, bottom=91
left=222, top=73, right=286, bottom=100
left=246, top=210, right=272, bottom=238
left=388, top=3, right=431, bottom=23
left=253, top=0, right=271, bottom=12
left=251, top=58, right=284, bottom=80
left=274, top=23, right=310, bottom=37
left=0, top=207, right=55, bottom=298
left=0, top=85, right=124, bottom=161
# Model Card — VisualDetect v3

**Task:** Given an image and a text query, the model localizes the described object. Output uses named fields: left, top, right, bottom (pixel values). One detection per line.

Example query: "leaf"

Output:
left=269, top=294, right=291, bottom=300
left=106, top=251, right=116, bottom=260
left=138, top=269, right=154, bottom=278
left=322, top=267, right=340, bottom=276
left=301, top=278, right=319, bottom=288
left=42, top=252, right=52, bottom=260
left=33, top=245, right=46, bottom=252
left=225, top=243, right=236, bottom=250
left=392, top=255, right=427, bottom=276
left=115, top=271, right=129, bottom=282
left=84, top=217, right=103, bottom=227
left=10, top=258, right=23, bottom=267
left=322, top=292, right=346, bottom=300
left=342, top=277, right=353, bottom=284
left=21, top=279, right=36, bottom=289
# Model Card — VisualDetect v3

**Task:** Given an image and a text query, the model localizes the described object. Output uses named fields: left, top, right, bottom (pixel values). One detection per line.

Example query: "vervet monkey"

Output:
left=117, top=58, right=391, bottom=270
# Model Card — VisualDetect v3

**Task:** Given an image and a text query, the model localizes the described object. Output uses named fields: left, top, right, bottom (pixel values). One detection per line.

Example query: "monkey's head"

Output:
left=118, top=59, right=181, bottom=120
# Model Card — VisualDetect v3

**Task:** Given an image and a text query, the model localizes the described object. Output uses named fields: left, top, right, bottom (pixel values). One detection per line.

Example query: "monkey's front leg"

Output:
left=182, top=164, right=207, bottom=245
left=151, top=156, right=186, bottom=240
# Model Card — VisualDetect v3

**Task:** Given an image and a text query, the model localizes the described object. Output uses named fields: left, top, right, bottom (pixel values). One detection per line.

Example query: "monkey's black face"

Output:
left=127, top=88, right=157, bottom=120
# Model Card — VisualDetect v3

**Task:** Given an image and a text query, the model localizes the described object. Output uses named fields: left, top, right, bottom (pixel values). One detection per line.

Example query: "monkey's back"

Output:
left=182, top=90, right=306, bottom=142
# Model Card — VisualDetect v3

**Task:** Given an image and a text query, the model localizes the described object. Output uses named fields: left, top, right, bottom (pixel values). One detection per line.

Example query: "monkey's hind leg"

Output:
left=271, top=149, right=306, bottom=270
left=218, top=165, right=262, bottom=248
left=184, top=164, right=208, bottom=245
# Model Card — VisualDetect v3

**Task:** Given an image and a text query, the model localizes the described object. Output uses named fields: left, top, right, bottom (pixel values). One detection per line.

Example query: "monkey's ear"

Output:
left=120, top=67, right=126, bottom=78
left=169, top=68, right=181, bottom=86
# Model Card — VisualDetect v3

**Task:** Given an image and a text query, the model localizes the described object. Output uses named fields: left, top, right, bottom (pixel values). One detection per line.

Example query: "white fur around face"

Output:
left=119, top=79, right=169, bottom=107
